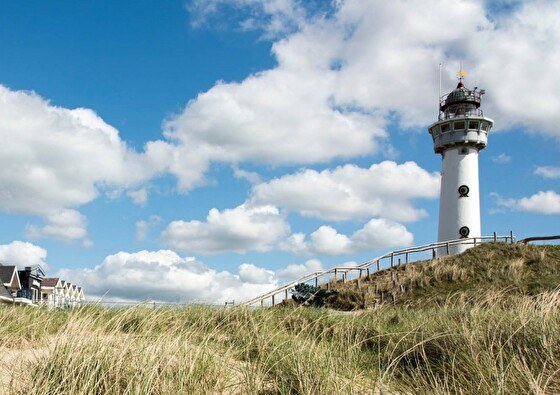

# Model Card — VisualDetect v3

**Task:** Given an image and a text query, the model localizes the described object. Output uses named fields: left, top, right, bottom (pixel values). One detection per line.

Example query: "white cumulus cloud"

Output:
left=281, top=218, right=414, bottom=256
left=535, top=166, right=560, bottom=179
left=0, top=85, right=159, bottom=216
left=238, top=263, right=275, bottom=284
left=25, top=209, right=89, bottom=244
left=127, top=188, right=149, bottom=206
left=492, top=190, right=560, bottom=214
left=250, top=161, right=440, bottom=222
left=58, top=250, right=279, bottom=303
left=517, top=191, right=560, bottom=214
left=162, top=0, right=560, bottom=190
left=274, top=258, right=323, bottom=280
left=135, top=215, right=162, bottom=242
left=188, top=0, right=307, bottom=37
left=162, top=204, right=290, bottom=254
left=0, top=241, right=48, bottom=268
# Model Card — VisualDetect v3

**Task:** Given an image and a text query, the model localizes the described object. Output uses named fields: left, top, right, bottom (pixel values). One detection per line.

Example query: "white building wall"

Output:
left=438, top=146, right=481, bottom=254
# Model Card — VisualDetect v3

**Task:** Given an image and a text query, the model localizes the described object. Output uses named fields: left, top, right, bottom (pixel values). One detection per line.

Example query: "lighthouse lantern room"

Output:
left=428, top=70, right=494, bottom=255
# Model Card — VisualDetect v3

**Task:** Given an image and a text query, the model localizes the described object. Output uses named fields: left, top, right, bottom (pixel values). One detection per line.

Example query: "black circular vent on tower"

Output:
left=459, top=226, right=470, bottom=238
left=458, top=185, right=469, bottom=197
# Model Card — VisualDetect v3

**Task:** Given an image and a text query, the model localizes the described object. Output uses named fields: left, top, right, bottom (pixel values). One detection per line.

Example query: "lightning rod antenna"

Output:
left=438, top=62, right=442, bottom=114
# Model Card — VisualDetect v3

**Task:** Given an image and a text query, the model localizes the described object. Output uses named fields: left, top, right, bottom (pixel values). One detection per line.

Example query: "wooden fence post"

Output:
left=405, top=252, right=409, bottom=264
left=493, top=232, right=497, bottom=242
left=390, top=253, right=394, bottom=269
left=446, top=242, right=450, bottom=255
left=376, top=260, right=380, bottom=272
left=510, top=230, right=514, bottom=243
left=271, top=295, right=275, bottom=306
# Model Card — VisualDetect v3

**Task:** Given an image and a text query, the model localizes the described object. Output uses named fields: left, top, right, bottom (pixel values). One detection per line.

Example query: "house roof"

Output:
left=42, top=277, right=60, bottom=287
left=0, top=283, right=13, bottom=302
left=0, top=265, right=21, bottom=289
left=0, top=265, right=14, bottom=283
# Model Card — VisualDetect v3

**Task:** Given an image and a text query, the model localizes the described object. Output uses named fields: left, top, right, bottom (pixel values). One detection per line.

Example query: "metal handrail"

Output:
left=517, top=235, right=560, bottom=244
left=438, top=108, right=484, bottom=121
left=241, top=232, right=515, bottom=307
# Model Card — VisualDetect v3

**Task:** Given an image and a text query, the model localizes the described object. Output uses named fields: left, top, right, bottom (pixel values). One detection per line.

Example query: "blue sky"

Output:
left=0, top=0, right=558, bottom=303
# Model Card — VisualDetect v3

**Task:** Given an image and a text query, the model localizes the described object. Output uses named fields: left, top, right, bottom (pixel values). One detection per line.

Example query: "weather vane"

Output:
left=457, top=62, right=467, bottom=81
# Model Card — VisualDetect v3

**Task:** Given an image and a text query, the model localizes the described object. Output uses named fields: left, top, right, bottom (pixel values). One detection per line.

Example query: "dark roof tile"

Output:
left=0, top=283, right=13, bottom=301
left=0, top=265, right=17, bottom=284
left=42, top=278, right=60, bottom=287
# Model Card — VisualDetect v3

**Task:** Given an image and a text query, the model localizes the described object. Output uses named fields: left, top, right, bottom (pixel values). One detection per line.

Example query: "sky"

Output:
left=0, top=0, right=558, bottom=303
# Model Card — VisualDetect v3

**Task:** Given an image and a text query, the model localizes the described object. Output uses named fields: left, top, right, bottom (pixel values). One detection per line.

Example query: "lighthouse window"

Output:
left=441, top=123, right=450, bottom=133
left=468, top=121, right=479, bottom=130
left=481, top=122, right=488, bottom=131
left=453, top=121, right=466, bottom=130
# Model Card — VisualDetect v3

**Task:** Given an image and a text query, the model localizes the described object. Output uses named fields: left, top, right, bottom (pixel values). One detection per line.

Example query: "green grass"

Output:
left=1, top=242, right=559, bottom=394
left=329, top=242, right=560, bottom=309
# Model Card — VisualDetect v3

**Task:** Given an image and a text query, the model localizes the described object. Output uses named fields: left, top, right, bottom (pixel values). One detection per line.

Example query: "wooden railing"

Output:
left=241, top=232, right=515, bottom=307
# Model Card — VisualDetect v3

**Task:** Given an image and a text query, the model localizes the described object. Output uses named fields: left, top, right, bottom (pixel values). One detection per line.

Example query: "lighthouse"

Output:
left=428, top=71, right=493, bottom=255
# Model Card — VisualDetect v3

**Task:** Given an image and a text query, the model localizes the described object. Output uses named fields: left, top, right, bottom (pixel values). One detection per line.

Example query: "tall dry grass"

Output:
left=0, top=290, right=559, bottom=394
left=1, top=243, right=558, bottom=394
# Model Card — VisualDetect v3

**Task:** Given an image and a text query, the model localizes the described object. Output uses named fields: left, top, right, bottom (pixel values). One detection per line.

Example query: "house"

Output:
left=0, top=264, right=85, bottom=308
left=41, top=277, right=64, bottom=308
left=0, top=284, right=13, bottom=304
left=17, top=266, right=46, bottom=305
left=76, top=287, right=85, bottom=305
left=0, top=265, right=20, bottom=303
left=0, top=265, right=20, bottom=304
left=67, top=283, right=79, bottom=308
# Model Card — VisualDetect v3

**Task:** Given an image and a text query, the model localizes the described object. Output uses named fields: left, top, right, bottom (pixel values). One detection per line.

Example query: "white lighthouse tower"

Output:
left=428, top=71, right=493, bottom=255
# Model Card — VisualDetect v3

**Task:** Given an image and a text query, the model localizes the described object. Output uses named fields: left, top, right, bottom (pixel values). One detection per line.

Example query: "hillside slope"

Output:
left=327, top=242, right=560, bottom=310
left=1, top=242, right=559, bottom=394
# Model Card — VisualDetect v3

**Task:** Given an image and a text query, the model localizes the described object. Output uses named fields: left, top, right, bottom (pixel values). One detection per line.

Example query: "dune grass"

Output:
left=329, top=242, right=560, bottom=309
left=1, top=243, right=559, bottom=394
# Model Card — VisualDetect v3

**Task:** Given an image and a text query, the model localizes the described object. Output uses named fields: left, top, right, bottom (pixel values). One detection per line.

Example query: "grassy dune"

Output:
left=1, top=243, right=559, bottom=394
